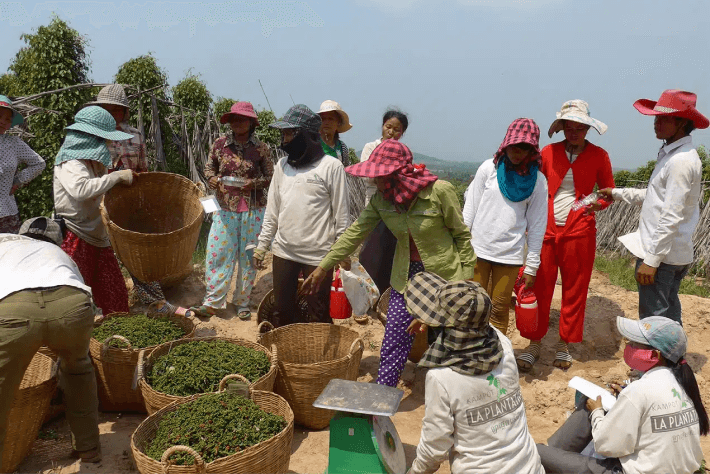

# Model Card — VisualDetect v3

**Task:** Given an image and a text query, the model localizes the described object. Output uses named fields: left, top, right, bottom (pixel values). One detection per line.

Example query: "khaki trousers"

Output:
left=0, top=286, right=99, bottom=460
left=473, top=258, right=519, bottom=335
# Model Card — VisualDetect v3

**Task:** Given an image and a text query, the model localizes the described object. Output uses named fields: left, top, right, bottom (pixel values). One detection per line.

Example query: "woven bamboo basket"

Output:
left=130, top=389, right=294, bottom=474
left=376, top=287, right=429, bottom=364
left=256, top=285, right=309, bottom=326
left=137, top=336, right=278, bottom=415
left=258, top=322, right=364, bottom=429
left=100, top=172, right=204, bottom=283
left=89, top=312, right=195, bottom=413
left=1, top=352, right=57, bottom=473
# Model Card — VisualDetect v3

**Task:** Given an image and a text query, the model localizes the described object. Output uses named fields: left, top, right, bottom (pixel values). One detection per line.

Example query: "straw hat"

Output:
left=0, top=95, right=24, bottom=127
left=318, top=100, right=352, bottom=133
left=86, top=84, right=130, bottom=109
left=633, top=90, right=709, bottom=129
left=548, top=100, right=607, bottom=138
left=220, top=101, right=259, bottom=125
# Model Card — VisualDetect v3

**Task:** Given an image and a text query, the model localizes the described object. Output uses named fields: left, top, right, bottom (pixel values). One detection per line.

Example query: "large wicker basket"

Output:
left=376, top=287, right=429, bottom=364
left=258, top=322, right=364, bottom=429
left=89, top=312, right=195, bottom=412
left=137, top=336, right=278, bottom=415
left=256, top=282, right=309, bottom=326
left=1, top=352, right=57, bottom=473
left=131, top=389, right=294, bottom=474
left=100, top=172, right=204, bottom=283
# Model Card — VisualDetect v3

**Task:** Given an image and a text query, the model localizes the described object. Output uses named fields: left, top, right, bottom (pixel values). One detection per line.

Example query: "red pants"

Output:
left=61, top=230, right=129, bottom=316
left=523, top=230, right=596, bottom=343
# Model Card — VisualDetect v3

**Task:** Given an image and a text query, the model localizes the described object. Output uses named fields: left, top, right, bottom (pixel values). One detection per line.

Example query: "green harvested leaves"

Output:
left=148, top=341, right=270, bottom=396
left=92, top=315, right=185, bottom=348
left=146, top=393, right=287, bottom=465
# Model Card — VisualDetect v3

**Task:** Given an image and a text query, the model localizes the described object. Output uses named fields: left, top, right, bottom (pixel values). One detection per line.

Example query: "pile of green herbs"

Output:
left=92, top=315, right=185, bottom=348
left=146, top=393, right=286, bottom=464
left=148, top=341, right=270, bottom=396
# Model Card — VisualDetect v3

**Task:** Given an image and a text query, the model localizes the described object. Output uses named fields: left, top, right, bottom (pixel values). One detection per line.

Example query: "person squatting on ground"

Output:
left=463, top=118, right=548, bottom=335
left=404, top=272, right=544, bottom=474
left=599, top=90, right=707, bottom=325
left=0, top=218, right=102, bottom=466
left=517, top=100, right=615, bottom=371
left=252, top=104, right=349, bottom=326
left=537, top=316, right=707, bottom=474
left=53, top=106, right=136, bottom=316
left=0, top=95, right=46, bottom=233
left=302, top=139, right=475, bottom=387
left=191, top=102, right=274, bottom=320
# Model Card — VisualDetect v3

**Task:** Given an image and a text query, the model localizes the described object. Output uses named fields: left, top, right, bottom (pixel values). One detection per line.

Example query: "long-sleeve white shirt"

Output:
left=53, top=160, right=132, bottom=247
left=0, top=135, right=46, bottom=218
left=360, top=138, right=381, bottom=203
left=462, top=159, right=548, bottom=275
left=590, top=366, right=703, bottom=474
left=257, top=155, right=349, bottom=266
left=408, top=330, right=545, bottom=474
left=612, top=136, right=701, bottom=267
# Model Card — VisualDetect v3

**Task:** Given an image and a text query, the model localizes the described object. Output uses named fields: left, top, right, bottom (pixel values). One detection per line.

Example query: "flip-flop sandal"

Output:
left=553, top=342, right=573, bottom=369
left=516, top=343, right=541, bottom=372
left=237, top=307, right=251, bottom=320
left=190, top=305, right=217, bottom=318
left=353, top=314, right=369, bottom=324
left=149, top=301, right=195, bottom=318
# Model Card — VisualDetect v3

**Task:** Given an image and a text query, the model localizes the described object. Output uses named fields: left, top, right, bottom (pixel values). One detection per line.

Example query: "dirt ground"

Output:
left=17, top=258, right=710, bottom=474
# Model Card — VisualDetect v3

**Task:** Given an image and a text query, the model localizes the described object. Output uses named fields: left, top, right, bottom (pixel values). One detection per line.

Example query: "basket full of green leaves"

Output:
left=89, top=312, right=195, bottom=413
left=136, top=337, right=278, bottom=415
left=131, top=381, right=294, bottom=474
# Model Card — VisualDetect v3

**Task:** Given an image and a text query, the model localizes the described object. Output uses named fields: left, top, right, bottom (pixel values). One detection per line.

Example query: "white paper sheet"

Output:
left=199, top=195, right=220, bottom=213
left=568, top=376, right=617, bottom=412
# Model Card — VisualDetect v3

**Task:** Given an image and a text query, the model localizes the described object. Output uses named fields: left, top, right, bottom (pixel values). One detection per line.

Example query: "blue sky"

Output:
left=2, top=0, right=709, bottom=169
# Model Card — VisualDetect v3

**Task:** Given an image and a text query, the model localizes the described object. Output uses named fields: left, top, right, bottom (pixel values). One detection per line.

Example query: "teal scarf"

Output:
left=496, top=157, right=538, bottom=202
left=55, top=131, right=112, bottom=168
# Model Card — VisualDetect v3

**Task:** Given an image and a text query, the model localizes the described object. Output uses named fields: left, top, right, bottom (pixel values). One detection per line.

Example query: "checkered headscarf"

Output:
left=406, top=272, right=502, bottom=376
left=493, top=118, right=541, bottom=176
left=345, top=139, right=437, bottom=206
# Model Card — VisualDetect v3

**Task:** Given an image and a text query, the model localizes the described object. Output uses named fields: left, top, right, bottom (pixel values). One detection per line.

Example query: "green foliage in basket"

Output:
left=148, top=341, right=270, bottom=396
left=146, top=393, right=286, bottom=465
left=92, top=315, right=185, bottom=348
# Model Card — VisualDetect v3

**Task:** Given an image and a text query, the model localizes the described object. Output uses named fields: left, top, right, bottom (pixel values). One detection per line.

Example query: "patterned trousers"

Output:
left=0, top=214, right=20, bottom=233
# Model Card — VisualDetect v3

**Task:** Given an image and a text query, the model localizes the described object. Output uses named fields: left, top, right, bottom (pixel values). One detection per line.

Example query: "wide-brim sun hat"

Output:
left=269, top=104, right=322, bottom=134
left=616, top=316, right=687, bottom=364
left=220, top=101, right=260, bottom=125
left=548, top=99, right=608, bottom=138
left=633, top=89, right=709, bottom=129
left=345, top=139, right=411, bottom=178
left=55, top=131, right=113, bottom=168
left=0, top=95, right=24, bottom=127
left=86, top=84, right=130, bottom=109
left=19, top=217, right=64, bottom=246
left=495, top=117, right=541, bottom=161
left=317, top=100, right=352, bottom=133
left=65, top=106, right=133, bottom=141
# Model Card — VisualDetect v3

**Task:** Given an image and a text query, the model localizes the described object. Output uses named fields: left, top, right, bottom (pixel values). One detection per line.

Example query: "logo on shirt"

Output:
left=650, top=408, right=699, bottom=433
left=486, top=374, right=507, bottom=400
left=466, top=388, right=523, bottom=427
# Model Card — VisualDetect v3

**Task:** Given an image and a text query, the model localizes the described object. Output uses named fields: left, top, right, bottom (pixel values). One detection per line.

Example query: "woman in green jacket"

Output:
left=302, top=139, right=475, bottom=387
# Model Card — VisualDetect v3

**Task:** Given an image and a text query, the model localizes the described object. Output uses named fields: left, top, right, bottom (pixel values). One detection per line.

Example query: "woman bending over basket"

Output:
left=53, top=106, right=136, bottom=316
left=191, top=102, right=274, bottom=320
left=302, top=139, right=476, bottom=387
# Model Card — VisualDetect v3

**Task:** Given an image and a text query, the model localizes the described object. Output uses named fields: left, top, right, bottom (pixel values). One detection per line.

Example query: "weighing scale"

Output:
left=313, top=379, right=407, bottom=474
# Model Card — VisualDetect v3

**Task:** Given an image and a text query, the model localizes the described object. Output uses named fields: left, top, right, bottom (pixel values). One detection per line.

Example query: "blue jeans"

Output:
left=636, top=259, right=690, bottom=324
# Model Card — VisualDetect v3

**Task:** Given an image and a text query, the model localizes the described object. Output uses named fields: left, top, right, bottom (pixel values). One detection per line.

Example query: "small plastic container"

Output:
left=220, top=176, right=247, bottom=187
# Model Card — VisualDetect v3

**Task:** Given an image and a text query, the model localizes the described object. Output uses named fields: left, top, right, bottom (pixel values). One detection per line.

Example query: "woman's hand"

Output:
left=522, top=273, right=535, bottom=289
left=9, top=183, right=20, bottom=195
left=635, top=263, right=657, bottom=285
left=301, top=267, right=328, bottom=295
left=597, top=188, right=614, bottom=201
left=586, top=396, right=603, bottom=412
left=406, top=319, right=427, bottom=336
left=606, top=382, right=626, bottom=397
left=583, top=201, right=603, bottom=216
left=336, top=257, right=351, bottom=271
left=208, top=177, right=219, bottom=189
left=252, top=250, right=265, bottom=270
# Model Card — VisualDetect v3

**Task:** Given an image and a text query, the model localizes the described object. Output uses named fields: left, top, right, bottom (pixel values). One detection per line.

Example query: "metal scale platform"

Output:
left=313, top=379, right=407, bottom=474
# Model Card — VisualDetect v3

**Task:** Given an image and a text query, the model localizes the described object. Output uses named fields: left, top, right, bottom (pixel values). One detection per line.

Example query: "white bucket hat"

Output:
left=548, top=99, right=607, bottom=138
left=318, top=100, right=352, bottom=133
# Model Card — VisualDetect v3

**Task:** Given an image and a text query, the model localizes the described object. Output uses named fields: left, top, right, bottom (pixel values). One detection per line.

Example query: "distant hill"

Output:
left=356, top=149, right=480, bottom=183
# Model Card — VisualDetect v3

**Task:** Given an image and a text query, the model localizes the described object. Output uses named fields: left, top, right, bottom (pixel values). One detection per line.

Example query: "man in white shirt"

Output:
left=253, top=105, right=349, bottom=326
left=0, top=218, right=101, bottom=466
left=600, top=90, right=707, bottom=324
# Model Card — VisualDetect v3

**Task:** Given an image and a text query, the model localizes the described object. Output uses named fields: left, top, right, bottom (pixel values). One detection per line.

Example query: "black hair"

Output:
left=669, top=359, right=709, bottom=435
left=249, top=121, right=258, bottom=136
left=509, top=142, right=537, bottom=153
left=680, top=118, right=696, bottom=135
left=24, top=233, right=58, bottom=245
left=382, top=108, right=409, bottom=133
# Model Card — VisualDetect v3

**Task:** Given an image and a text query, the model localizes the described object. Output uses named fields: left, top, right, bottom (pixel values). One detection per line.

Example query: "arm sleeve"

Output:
left=439, top=181, right=476, bottom=279
left=319, top=198, right=383, bottom=270
left=14, top=139, right=46, bottom=185
left=330, top=162, right=350, bottom=239
left=409, top=374, right=455, bottom=474
left=56, top=160, right=126, bottom=201
left=256, top=161, right=281, bottom=251
left=611, top=187, right=647, bottom=205
left=253, top=145, right=274, bottom=190
left=595, top=151, right=615, bottom=210
left=524, top=174, right=548, bottom=276
left=462, top=169, right=484, bottom=229
left=590, top=393, right=642, bottom=458
left=204, top=139, right=220, bottom=180
left=360, top=142, right=376, bottom=162
left=643, top=158, right=699, bottom=268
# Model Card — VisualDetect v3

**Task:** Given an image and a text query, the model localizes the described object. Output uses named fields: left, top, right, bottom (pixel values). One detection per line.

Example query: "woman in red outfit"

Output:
left=517, top=100, right=614, bottom=371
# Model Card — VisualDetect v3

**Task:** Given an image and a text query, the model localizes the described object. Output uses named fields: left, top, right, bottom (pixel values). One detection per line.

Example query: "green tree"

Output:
left=8, top=16, right=92, bottom=218
left=172, top=71, right=212, bottom=130
left=0, top=73, right=19, bottom=96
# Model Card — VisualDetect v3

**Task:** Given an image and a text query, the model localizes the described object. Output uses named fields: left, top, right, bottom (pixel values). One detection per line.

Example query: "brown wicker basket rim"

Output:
left=90, top=312, right=195, bottom=354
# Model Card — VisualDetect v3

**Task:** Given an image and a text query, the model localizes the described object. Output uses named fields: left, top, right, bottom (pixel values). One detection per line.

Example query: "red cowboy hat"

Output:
left=634, top=90, right=709, bottom=129
left=220, top=101, right=260, bottom=125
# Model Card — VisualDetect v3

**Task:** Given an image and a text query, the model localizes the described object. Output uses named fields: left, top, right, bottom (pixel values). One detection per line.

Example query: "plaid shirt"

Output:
left=204, top=134, right=274, bottom=211
left=106, top=122, right=148, bottom=172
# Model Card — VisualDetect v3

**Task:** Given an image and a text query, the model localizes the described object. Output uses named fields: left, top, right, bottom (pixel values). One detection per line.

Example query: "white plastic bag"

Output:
left=340, top=261, right=380, bottom=316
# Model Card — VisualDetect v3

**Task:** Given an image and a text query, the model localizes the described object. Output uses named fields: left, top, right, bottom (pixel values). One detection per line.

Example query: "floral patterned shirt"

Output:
left=204, top=134, right=274, bottom=212
left=106, top=122, right=148, bottom=172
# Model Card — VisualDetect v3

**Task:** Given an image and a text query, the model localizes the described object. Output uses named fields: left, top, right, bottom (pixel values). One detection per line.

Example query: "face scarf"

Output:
left=496, top=157, right=539, bottom=202
left=282, top=130, right=322, bottom=168
left=624, top=344, right=660, bottom=372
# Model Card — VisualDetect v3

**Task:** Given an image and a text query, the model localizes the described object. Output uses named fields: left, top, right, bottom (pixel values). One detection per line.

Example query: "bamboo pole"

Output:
left=150, top=95, right=166, bottom=170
